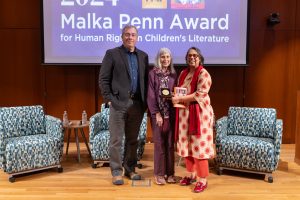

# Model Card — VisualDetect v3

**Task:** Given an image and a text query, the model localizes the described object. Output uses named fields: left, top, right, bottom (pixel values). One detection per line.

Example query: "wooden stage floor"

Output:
left=0, top=143, right=300, bottom=200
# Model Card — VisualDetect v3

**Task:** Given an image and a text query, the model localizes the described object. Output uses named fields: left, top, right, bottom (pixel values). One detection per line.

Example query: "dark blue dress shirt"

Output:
left=125, top=48, right=139, bottom=95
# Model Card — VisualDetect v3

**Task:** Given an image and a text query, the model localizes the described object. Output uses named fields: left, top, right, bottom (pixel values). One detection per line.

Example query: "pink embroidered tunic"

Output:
left=176, top=68, right=215, bottom=159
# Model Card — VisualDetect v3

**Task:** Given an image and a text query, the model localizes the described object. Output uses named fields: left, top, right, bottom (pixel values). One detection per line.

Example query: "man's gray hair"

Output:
left=121, top=24, right=138, bottom=36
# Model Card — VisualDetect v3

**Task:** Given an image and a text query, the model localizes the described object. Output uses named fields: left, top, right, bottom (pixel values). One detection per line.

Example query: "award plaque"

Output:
left=161, top=88, right=172, bottom=98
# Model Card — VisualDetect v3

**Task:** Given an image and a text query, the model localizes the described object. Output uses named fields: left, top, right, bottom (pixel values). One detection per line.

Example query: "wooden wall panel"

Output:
left=0, top=29, right=43, bottom=106
left=245, top=30, right=296, bottom=143
left=295, top=2, right=300, bottom=160
left=43, top=67, right=67, bottom=116
left=244, top=0, right=299, bottom=143
left=297, top=1, right=300, bottom=30
left=44, top=66, right=98, bottom=141
left=0, top=0, right=42, bottom=106
left=297, top=35, right=300, bottom=92
left=250, top=0, right=296, bottom=30
left=0, top=0, right=40, bottom=28
left=44, top=66, right=97, bottom=118
left=208, top=67, right=244, bottom=119
left=295, top=91, right=300, bottom=164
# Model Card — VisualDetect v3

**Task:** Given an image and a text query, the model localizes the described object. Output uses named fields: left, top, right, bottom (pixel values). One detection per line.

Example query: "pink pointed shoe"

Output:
left=179, top=176, right=196, bottom=186
left=193, top=181, right=208, bottom=193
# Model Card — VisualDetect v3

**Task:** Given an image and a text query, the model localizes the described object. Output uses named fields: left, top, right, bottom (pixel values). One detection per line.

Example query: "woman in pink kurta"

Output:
left=172, top=47, right=214, bottom=193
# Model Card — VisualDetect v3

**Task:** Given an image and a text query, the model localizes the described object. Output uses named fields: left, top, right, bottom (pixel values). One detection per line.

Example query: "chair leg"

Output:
left=216, top=167, right=223, bottom=175
left=57, top=166, right=63, bottom=173
left=80, top=128, right=92, bottom=159
left=91, top=161, right=106, bottom=168
left=136, top=162, right=143, bottom=169
left=74, top=128, right=81, bottom=162
left=91, top=163, right=98, bottom=168
left=65, top=128, right=71, bottom=156
left=265, top=174, right=273, bottom=183
left=8, top=176, right=15, bottom=183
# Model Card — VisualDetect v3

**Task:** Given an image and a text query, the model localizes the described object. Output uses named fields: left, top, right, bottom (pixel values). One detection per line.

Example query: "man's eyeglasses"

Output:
left=188, top=54, right=199, bottom=58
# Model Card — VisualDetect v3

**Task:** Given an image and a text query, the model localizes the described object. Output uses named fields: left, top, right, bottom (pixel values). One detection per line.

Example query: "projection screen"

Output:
left=42, top=0, right=249, bottom=65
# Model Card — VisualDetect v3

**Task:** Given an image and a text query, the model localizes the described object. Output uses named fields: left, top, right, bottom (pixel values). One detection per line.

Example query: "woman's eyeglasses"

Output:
left=188, top=54, right=199, bottom=58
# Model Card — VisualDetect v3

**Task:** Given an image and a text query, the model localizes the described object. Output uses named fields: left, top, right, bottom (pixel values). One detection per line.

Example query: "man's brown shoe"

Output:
left=125, top=172, right=141, bottom=180
left=112, top=175, right=124, bottom=185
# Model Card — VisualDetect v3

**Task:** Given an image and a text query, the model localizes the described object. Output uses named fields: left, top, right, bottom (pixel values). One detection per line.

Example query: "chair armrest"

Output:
left=137, top=113, right=148, bottom=142
left=45, top=115, right=64, bottom=142
left=273, top=119, right=283, bottom=163
left=45, top=115, right=64, bottom=159
left=0, top=132, right=5, bottom=168
left=215, top=116, right=228, bottom=143
left=89, top=112, right=102, bottom=142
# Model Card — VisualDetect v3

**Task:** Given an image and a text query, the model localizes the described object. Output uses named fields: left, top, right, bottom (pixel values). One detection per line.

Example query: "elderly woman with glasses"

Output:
left=172, top=47, right=214, bottom=193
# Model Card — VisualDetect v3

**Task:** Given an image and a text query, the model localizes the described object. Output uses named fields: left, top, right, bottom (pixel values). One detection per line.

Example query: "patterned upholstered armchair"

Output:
left=89, top=104, right=147, bottom=168
left=215, top=107, right=283, bottom=183
left=0, top=106, right=64, bottom=182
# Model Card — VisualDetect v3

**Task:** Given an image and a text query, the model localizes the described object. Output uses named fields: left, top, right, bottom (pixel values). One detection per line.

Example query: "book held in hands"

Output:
left=173, top=87, right=187, bottom=108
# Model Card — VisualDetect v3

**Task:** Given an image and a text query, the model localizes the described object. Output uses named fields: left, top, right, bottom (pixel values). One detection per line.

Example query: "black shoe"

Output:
left=125, top=171, right=141, bottom=180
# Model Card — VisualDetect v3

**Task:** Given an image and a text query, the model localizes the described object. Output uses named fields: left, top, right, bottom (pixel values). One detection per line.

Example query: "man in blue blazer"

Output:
left=99, top=25, right=149, bottom=185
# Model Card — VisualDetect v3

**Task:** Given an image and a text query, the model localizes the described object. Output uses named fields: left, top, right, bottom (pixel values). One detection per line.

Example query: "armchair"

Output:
left=0, top=105, right=64, bottom=182
left=215, top=107, right=283, bottom=183
left=89, top=104, right=147, bottom=168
